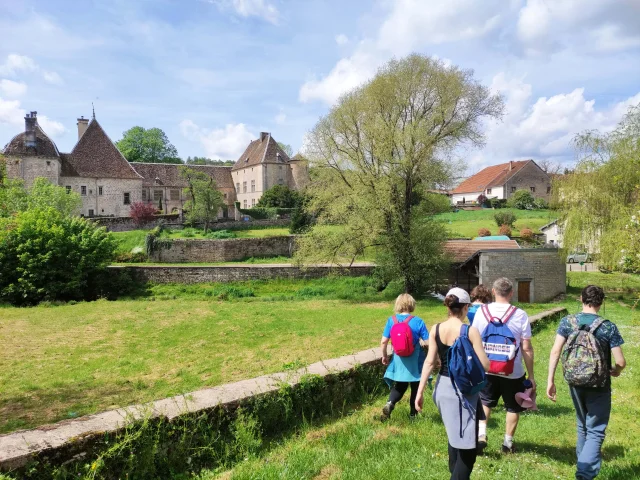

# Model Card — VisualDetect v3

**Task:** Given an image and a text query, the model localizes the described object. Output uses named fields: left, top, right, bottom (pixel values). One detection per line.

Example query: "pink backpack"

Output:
left=390, top=315, right=415, bottom=357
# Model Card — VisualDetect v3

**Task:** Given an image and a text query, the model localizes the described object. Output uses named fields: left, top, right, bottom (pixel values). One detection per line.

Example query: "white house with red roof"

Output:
left=450, top=160, right=552, bottom=205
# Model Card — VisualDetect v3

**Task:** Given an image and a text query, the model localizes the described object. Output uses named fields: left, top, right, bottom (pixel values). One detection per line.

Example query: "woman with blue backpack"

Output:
left=380, top=293, right=430, bottom=421
left=415, top=288, right=490, bottom=480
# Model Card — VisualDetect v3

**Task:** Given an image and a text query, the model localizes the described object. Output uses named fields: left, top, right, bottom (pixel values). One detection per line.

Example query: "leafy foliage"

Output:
left=0, top=177, right=82, bottom=218
left=277, top=142, right=293, bottom=157
left=129, top=201, right=157, bottom=225
left=116, top=126, right=182, bottom=164
left=520, top=228, right=534, bottom=240
left=185, top=156, right=234, bottom=166
left=533, top=197, right=549, bottom=209
left=257, top=185, right=301, bottom=208
left=290, top=197, right=314, bottom=234
left=0, top=208, right=117, bottom=305
left=206, top=229, right=237, bottom=239
left=179, top=166, right=224, bottom=233
left=556, top=103, right=640, bottom=271
left=296, top=54, right=503, bottom=293
left=508, top=189, right=536, bottom=209
left=498, top=224, right=512, bottom=236
left=494, top=211, right=517, bottom=228
left=477, top=228, right=491, bottom=237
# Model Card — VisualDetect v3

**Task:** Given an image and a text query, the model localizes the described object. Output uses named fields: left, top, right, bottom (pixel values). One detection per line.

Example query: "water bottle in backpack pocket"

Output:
left=389, top=315, right=415, bottom=357
left=480, top=305, right=519, bottom=376
left=561, top=315, right=609, bottom=388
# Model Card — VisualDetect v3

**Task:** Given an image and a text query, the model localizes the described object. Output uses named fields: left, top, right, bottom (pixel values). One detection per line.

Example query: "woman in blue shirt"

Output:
left=380, top=293, right=429, bottom=420
left=467, top=284, right=492, bottom=325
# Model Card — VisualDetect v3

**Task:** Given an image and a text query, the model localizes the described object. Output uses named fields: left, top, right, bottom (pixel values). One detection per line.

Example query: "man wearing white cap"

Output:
left=471, top=277, right=535, bottom=454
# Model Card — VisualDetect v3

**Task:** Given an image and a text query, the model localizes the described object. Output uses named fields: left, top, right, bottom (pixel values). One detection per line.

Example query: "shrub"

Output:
left=520, top=228, right=534, bottom=240
left=478, top=228, right=491, bottom=237
left=206, top=229, right=237, bottom=239
left=290, top=198, right=314, bottom=234
left=508, top=190, right=536, bottom=209
left=239, top=207, right=278, bottom=220
left=0, top=207, right=118, bottom=305
left=533, top=197, right=549, bottom=209
left=494, top=211, right=517, bottom=228
left=477, top=193, right=488, bottom=206
left=498, top=224, right=512, bottom=236
left=129, top=201, right=157, bottom=225
left=489, top=198, right=507, bottom=209
left=114, top=251, right=148, bottom=263
left=257, top=185, right=301, bottom=208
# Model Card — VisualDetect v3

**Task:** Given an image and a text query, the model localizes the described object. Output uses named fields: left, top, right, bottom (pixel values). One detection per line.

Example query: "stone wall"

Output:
left=117, top=264, right=375, bottom=283
left=504, top=161, right=552, bottom=202
left=149, top=236, right=296, bottom=263
left=93, top=214, right=181, bottom=232
left=5, top=155, right=61, bottom=188
left=479, top=249, right=566, bottom=302
left=60, top=177, right=144, bottom=217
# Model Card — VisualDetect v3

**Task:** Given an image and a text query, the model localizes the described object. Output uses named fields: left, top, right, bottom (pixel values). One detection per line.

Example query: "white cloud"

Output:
left=0, top=96, right=65, bottom=138
left=43, top=71, right=64, bottom=85
left=0, top=54, right=38, bottom=76
left=335, top=34, right=349, bottom=46
left=180, top=119, right=255, bottom=159
left=213, top=0, right=280, bottom=25
left=0, top=79, right=27, bottom=98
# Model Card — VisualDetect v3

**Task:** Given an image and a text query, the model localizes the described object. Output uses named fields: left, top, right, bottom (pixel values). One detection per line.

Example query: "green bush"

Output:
left=206, top=229, right=237, bottom=239
left=489, top=198, right=507, bottom=209
left=508, top=190, right=536, bottom=209
left=494, top=211, right=517, bottom=228
left=0, top=207, right=118, bottom=305
left=533, top=197, right=549, bottom=209
left=289, top=200, right=314, bottom=234
left=239, top=207, right=278, bottom=220
left=256, top=185, right=301, bottom=208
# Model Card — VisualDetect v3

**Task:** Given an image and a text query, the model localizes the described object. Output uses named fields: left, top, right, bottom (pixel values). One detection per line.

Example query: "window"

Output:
left=123, top=192, right=130, bottom=205
left=511, top=186, right=516, bottom=193
left=88, top=209, right=94, bottom=217
left=251, top=180, right=255, bottom=192
left=65, top=186, right=71, bottom=194
left=46, top=161, right=51, bottom=172
left=154, top=189, right=163, bottom=201
left=486, top=188, right=492, bottom=194
left=98, top=186, right=103, bottom=196
left=251, top=198, right=256, bottom=207
left=142, top=189, right=147, bottom=201
left=278, top=178, right=284, bottom=185
left=170, top=189, right=179, bottom=201
left=547, top=186, right=551, bottom=194
left=81, top=186, right=87, bottom=196
left=236, top=182, right=240, bottom=193
left=243, top=181, right=247, bottom=193
left=224, top=193, right=228, bottom=199
left=243, top=199, right=247, bottom=208
left=530, top=186, right=536, bottom=193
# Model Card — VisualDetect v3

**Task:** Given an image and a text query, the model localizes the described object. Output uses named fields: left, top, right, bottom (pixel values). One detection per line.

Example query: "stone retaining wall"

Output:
left=93, top=214, right=180, bottom=232
left=0, top=306, right=567, bottom=475
left=115, top=264, right=375, bottom=283
left=149, top=236, right=296, bottom=263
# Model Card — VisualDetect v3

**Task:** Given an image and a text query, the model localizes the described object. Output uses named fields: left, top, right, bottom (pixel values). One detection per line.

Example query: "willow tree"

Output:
left=296, top=55, right=504, bottom=293
left=556, top=103, right=640, bottom=272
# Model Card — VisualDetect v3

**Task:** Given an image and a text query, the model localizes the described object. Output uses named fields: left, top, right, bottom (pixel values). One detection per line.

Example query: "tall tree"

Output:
left=179, top=166, right=224, bottom=233
left=277, top=142, right=293, bottom=157
left=296, top=54, right=504, bottom=293
left=257, top=185, right=301, bottom=208
left=116, top=127, right=182, bottom=164
left=537, top=158, right=563, bottom=175
left=556, top=103, right=640, bottom=272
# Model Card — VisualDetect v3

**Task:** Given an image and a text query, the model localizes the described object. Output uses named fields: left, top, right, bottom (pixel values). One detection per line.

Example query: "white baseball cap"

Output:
left=445, top=287, right=471, bottom=304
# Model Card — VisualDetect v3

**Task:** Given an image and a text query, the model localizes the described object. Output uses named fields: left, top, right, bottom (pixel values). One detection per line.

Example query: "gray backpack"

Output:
left=561, top=315, right=608, bottom=388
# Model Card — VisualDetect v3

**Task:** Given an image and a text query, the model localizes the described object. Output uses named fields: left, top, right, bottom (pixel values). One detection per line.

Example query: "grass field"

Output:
left=435, top=208, right=557, bottom=239
left=0, top=277, right=551, bottom=434
left=198, top=300, right=639, bottom=480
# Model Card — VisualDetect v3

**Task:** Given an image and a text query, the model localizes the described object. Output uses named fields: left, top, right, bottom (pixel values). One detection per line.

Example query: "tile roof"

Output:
left=3, top=125, right=60, bottom=158
left=63, top=120, right=142, bottom=179
left=451, top=160, right=531, bottom=194
left=130, top=163, right=235, bottom=190
left=231, top=133, right=291, bottom=171
left=444, top=239, right=520, bottom=263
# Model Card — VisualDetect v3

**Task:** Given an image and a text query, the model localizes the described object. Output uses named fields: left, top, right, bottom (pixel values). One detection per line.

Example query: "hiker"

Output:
left=415, top=288, right=490, bottom=480
left=472, top=277, right=535, bottom=454
left=380, top=293, right=429, bottom=420
left=468, top=284, right=492, bottom=325
left=547, top=285, right=626, bottom=480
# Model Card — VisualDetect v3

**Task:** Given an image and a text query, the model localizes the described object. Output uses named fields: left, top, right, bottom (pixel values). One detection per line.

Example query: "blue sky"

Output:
left=1, top=0, right=639, bottom=172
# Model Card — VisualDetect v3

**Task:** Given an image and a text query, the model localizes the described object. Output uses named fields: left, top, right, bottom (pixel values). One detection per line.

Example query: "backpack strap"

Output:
left=403, top=315, right=414, bottom=324
left=501, top=305, right=518, bottom=325
left=588, top=316, right=606, bottom=333
left=392, top=315, right=398, bottom=324
left=567, top=314, right=579, bottom=330
left=460, top=324, right=470, bottom=338
left=481, top=304, right=495, bottom=322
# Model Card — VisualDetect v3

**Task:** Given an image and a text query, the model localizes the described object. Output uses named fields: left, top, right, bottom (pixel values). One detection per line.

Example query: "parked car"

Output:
left=567, top=252, right=590, bottom=263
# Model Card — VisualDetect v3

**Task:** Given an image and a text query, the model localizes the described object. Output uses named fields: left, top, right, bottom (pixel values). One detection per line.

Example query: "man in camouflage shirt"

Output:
left=547, top=285, right=626, bottom=480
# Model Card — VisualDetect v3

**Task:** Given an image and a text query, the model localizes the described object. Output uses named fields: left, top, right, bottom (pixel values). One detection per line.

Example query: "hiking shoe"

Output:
left=477, top=435, right=487, bottom=454
left=501, top=443, right=516, bottom=454
left=380, top=402, right=394, bottom=421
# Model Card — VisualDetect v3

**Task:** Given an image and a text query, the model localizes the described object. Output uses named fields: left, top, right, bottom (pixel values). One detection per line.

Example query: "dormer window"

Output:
left=245, top=157, right=249, bottom=163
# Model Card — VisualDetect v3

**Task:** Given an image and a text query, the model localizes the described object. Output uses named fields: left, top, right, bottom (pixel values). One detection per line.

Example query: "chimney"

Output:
left=77, top=116, right=89, bottom=140
left=509, top=161, right=513, bottom=171
left=24, top=111, right=37, bottom=148
left=260, top=132, right=269, bottom=142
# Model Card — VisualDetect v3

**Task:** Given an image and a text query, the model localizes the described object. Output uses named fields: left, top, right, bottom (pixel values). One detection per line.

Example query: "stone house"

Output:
left=231, top=132, right=308, bottom=209
left=450, top=160, right=552, bottom=205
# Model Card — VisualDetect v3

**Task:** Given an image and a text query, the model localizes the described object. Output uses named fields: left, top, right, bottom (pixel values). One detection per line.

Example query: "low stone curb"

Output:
left=0, top=306, right=567, bottom=472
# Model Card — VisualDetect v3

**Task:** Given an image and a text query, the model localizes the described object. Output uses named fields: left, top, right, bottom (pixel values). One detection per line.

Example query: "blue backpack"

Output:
left=448, top=324, right=487, bottom=437
left=480, top=304, right=519, bottom=376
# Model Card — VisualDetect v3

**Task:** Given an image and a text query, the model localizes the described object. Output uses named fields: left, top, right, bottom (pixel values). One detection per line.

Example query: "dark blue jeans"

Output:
left=569, top=386, right=611, bottom=480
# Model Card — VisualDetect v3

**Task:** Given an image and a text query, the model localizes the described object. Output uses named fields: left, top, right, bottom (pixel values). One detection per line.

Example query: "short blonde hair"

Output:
left=394, top=293, right=416, bottom=313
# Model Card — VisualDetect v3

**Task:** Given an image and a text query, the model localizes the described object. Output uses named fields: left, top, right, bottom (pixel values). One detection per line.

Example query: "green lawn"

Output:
left=199, top=299, right=640, bottom=480
left=0, top=277, right=550, bottom=434
left=435, top=208, right=557, bottom=239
